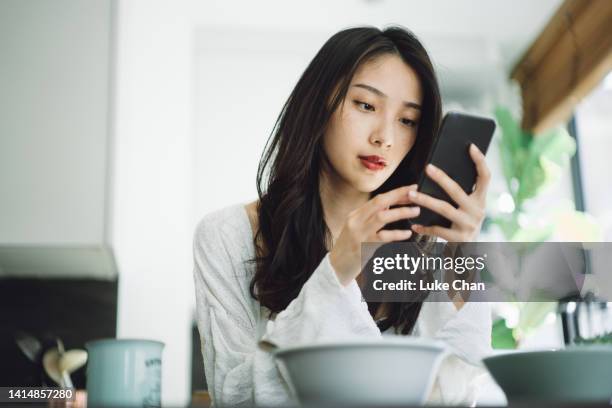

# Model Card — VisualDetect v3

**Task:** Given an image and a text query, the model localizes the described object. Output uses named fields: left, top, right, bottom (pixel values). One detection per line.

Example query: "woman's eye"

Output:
left=401, top=118, right=417, bottom=128
left=354, top=100, right=374, bottom=111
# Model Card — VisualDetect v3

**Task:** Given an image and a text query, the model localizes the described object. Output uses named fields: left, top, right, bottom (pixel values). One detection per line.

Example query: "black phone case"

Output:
left=385, top=111, right=496, bottom=230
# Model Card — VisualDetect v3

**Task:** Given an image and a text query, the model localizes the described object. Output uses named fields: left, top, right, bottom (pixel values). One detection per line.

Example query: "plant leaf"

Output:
left=517, top=302, right=557, bottom=334
left=492, top=318, right=518, bottom=349
left=510, top=223, right=553, bottom=242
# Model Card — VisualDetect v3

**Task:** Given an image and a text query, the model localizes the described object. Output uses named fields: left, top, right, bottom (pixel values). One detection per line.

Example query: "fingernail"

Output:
left=409, top=190, right=417, bottom=198
left=413, top=206, right=420, bottom=215
left=412, top=224, right=422, bottom=232
left=470, top=143, right=479, bottom=153
left=427, top=163, right=437, bottom=173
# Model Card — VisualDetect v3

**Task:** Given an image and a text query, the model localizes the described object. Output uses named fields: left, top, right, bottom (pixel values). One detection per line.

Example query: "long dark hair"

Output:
left=249, top=26, right=442, bottom=335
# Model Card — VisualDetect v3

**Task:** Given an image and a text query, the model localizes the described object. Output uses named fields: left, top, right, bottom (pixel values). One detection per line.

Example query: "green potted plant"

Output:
left=489, top=107, right=602, bottom=348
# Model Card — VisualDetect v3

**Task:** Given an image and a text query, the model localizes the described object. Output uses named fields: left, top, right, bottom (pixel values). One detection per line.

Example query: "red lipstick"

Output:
left=359, top=155, right=387, bottom=171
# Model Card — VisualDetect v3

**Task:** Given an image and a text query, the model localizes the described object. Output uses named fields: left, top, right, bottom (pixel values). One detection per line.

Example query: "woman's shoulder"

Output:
left=194, top=201, right=257, bottom=260
left=193, top=203, right=261, bottom=324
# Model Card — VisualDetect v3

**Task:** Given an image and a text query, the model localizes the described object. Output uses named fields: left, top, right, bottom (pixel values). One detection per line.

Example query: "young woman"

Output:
left=193, top=26, right=492, bottom=406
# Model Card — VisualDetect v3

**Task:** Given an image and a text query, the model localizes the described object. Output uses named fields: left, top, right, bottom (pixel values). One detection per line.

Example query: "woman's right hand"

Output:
left=329, top=184, right=420, bottom=286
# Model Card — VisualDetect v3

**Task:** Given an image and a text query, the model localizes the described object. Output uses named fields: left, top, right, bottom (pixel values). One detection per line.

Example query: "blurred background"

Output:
left=0, top=0, right=610, bottom=406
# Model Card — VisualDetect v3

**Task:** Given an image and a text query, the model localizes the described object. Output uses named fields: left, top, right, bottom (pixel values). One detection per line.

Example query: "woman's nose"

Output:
left=369, top=121, right=394, bottom=148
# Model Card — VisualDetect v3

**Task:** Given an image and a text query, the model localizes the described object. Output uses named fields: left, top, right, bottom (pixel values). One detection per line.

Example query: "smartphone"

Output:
left=384, top=111, right=496, bottom=230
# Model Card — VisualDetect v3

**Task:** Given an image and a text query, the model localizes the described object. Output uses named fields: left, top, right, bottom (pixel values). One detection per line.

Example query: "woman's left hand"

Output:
left=408, top=143, right=490, bottom=242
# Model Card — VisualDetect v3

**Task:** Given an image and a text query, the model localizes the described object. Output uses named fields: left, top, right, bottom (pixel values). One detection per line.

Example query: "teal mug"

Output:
left=85, top=339, right=164, bottom=408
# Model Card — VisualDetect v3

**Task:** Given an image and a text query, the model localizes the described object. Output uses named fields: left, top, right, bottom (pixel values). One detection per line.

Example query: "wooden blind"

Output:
left=511, top=0, right=612, bottom=133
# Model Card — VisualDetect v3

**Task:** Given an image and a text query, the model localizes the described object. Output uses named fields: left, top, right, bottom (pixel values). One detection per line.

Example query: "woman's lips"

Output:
left=359, top=156, right=386, bottom=171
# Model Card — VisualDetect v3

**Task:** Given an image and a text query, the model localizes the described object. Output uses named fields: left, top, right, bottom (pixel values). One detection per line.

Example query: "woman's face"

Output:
left=322, top=54, right=423, bottom=193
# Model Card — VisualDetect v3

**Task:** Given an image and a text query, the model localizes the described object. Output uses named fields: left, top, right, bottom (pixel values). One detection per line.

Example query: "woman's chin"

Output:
left=353, top=178, right=385, bottom=194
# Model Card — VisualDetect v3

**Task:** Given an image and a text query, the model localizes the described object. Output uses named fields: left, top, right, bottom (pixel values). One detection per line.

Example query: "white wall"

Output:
left=194, top=29, right=330, bottom=212
left=112, top=0, right=194, bottom=406
left=0, top=0, right=112, bottom=246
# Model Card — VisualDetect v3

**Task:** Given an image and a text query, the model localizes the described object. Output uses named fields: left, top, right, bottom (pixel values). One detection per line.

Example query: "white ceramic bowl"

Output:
left=483, top=346, right=612, bottom=403
left=273, top=337, right=448, bottom=405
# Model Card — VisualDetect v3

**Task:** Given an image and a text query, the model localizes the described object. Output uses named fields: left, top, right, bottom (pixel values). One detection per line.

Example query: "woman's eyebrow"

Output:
left=352, top=83, right=421, bottom=110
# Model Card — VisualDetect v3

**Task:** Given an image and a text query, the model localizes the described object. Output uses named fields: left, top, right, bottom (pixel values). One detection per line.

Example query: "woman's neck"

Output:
left=319, top=169, right=369, bottom=246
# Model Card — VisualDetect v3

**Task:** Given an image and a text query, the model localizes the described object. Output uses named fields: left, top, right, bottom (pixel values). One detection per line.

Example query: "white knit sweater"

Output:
left=193, top=203, right=492, bottom=407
